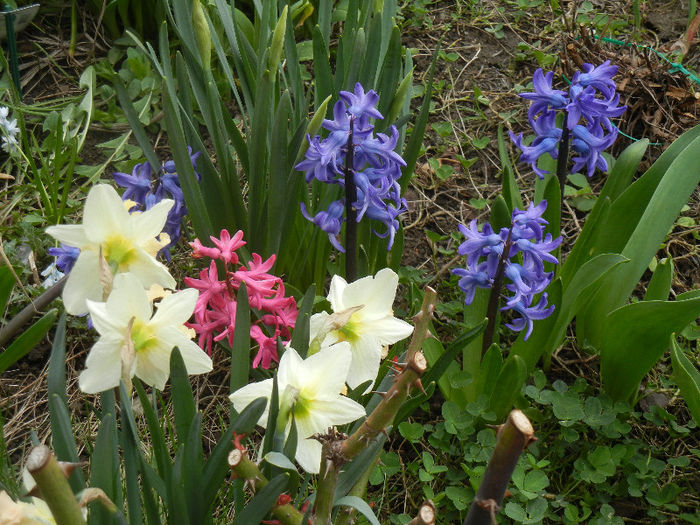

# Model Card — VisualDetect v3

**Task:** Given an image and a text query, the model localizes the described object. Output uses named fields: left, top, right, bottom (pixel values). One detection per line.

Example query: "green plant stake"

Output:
left=3, top=4, right=21, bottom=99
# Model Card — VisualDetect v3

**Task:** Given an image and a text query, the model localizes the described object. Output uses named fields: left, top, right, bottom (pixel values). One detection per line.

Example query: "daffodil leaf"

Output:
left=232, top=474, right=289, bottom=525
left=670, top=335, right=700, bottom=428
left=334, top=496, right=381, bottom=525
left=170, top=347, right=196, bottom=446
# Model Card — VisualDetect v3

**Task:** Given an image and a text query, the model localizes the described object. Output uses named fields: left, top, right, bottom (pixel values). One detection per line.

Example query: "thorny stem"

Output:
left=26, top=446, right=86, bottom=525
left=344, top=116, right=357, bottom=282
left=482, top=227, right=513, bottom=354
left=342, top=290, right=435, bottom=459
left=463, top=410, right=536, bottom=525
left=555, top=125, right=570, bottom=197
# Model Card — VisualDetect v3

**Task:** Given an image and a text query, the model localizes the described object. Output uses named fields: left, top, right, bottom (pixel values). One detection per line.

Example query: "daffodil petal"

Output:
left=45, top=224, right=89, bottom=247
left=106, top=273, right=152, bottom=322
left=127, top=248, right=176, bottom=290
left=134, top=342, right=172, bottom=390
left=327, top=274, right=349, bottom=311
left=295, top=435, right=323, bottom=474
left=132, top=198, right=174, bottom=242
left=344, top=268, right=398, bottom=319
left=311, top=396, right=366, bottom=425
left=229, top=379, right=273, bottom=427
left=62, top=251, right=103, bottom=315
left=360, top=316, right=413, bottom=346
left=86, top=299, right=124, bottom=338
left=301, top=343, right=351, bottom=395
left=345, top=333, right=382, bottom=390
left=157, top=326, right=212, bottom=374
left=151, top=288, right=198, bottom=327
left=83, top=184, right=131, bottom=243
left=79, top=338, right=122, bottom=393
left=276, top=347, right=305, bottom=391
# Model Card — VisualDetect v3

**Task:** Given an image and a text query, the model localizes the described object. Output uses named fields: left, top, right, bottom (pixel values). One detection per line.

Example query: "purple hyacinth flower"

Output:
left=504, top=293, right=555, bottom=340
left=48, top=244, right=80, bottom=273
left=570, top=121, right=618, bottom=177
left=452, top=262, right=493, bottom=305
left=572, top=60, right=619, bottom=98
left=339, top=82, right=384, bottom=121
left=519, top=69, right=568, bottom=120
left=301, top=200, right=346, bottom=252
left=297, top=83, right=408, bottom=252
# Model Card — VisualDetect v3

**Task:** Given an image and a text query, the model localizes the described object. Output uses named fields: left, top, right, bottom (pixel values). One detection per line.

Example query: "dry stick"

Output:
left=463, top=410, right=536, bottom=525
left=228, top=448, right=304, bottom=525
left=407, top=500, right=437, bottom=525
left=0, top=277, right=66, bottom=348
left=26, top=445, right=86, bottom=525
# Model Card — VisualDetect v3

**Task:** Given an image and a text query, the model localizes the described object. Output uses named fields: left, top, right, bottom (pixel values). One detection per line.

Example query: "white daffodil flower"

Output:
left=79, top=273, right=212, bottom=393
left=0, top=490, right=55, bottom=525
left=309, top=268, right=413, bottom=390
left=45, top=184, right=175, bottom=315
left=229, top=345, right=365, bottom=473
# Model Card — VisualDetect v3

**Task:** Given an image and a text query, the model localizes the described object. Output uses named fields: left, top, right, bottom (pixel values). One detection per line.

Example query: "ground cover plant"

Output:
left=1, top=0, right=699, bottom=524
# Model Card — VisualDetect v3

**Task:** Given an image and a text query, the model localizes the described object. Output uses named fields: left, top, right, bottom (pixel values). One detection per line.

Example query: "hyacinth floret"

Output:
left=184, top=230, right=298, bottom=369
left=510, top=61, right=626, bottom=179
left=452, top=201, right=562, bottom=340
left=113, top=147, right=201, bottom=259
left=296, top=82, right=408, bottom=250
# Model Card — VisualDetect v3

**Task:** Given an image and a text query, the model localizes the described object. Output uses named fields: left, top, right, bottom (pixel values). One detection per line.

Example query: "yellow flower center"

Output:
left=103, top=235, right=136, bottom=271
left=130, top=319, right=157, bottom=353
left=335, top=317, right=360, bottom=343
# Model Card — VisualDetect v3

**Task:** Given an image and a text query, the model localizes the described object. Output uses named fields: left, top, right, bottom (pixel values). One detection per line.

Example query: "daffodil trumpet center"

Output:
left=103, top=235, right=136, bottom=271
left=130, top=319, right=158, bottom=353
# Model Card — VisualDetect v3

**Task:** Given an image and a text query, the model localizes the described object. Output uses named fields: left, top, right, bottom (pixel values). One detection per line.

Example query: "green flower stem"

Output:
left=26, top=445, right=86, bottom=525
left=228, top=449, right=304, bottom=525
left=463, top=410, right=536, bottom=525
left=342, top=289, right=435, bottom=459
left=334, top=451, right=380, bottom=525
left=407, top=500, right=436, bottom=525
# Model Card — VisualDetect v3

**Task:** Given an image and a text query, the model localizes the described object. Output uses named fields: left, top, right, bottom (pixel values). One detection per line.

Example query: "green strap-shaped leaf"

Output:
left=170, top=347, right=196, bottom=446
left=334, top=495, right=381, bottom=525
left=88, top=412, right=119, bottom=525
left=644, top=257, right=673, bottom=301
left=230, top=283, right=251, bottom=394
left=600, top=294, right=700, bottom=401
left=489, top=354, right=527, bottom=420
left=670, top=335, right=700, bottom=428
left=0, top=309, right=57, bottom=374
left=582, top=129, right=700, bottom=348
left=475, top=343, right=503, bottom=400
left=0, top=265, right=14, bottom=313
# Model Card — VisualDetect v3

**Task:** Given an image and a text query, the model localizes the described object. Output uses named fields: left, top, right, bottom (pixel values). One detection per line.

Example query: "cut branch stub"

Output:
left=463, top=410, right=535, bottom=525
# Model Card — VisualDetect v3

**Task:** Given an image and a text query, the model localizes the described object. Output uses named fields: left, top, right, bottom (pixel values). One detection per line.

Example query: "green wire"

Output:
left=554, top=35, right=700, bottom=146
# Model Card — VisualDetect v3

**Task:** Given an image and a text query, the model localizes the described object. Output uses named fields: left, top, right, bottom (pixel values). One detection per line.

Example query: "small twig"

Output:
left=407, top=500, right=436, bottom=525
left=0, top=277, right=66, bottom=349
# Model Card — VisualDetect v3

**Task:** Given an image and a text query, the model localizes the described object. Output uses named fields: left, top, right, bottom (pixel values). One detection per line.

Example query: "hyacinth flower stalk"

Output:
left=453, top=201, right=562, bottom=353
left=296, top=83, right=408, bottom=282
left=184, top=229, right=298, bottom=368
left=510, top=62, right=627, bottom=193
